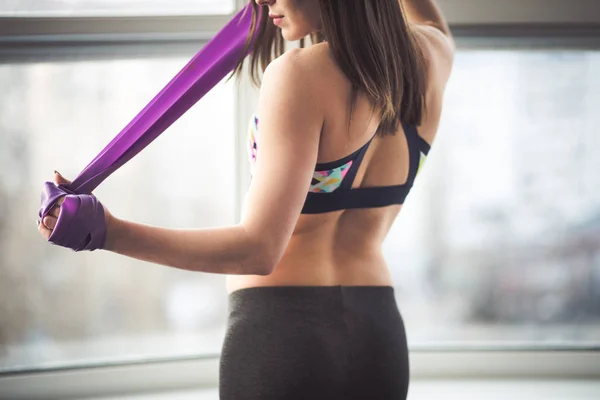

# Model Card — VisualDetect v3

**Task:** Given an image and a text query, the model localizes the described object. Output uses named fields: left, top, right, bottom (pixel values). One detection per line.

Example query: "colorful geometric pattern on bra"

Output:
left=417, top=151, right=427, bottom=176
left=309, top=161, right=353, bottom=193
left=248, top=114, right=355, bottom=192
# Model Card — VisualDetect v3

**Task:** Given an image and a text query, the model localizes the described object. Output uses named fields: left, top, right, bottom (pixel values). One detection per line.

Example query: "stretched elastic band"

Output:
left=39, top=4, right=257, bottom=251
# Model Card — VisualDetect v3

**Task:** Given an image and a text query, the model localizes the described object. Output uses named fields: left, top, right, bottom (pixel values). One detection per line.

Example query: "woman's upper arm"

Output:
left=239, top=49, right=323, bottom=273
left=411, top=23, right=455, bottom=87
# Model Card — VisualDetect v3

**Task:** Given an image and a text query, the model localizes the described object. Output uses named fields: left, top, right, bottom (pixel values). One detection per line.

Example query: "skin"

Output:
left=38, top=0, right=455, bottom=295
left=256, top=0, right=322, bottom=41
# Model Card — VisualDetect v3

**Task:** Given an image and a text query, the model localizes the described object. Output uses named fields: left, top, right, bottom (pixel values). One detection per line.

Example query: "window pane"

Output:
left=385, top=48, right=600, bottom=345
left=0, top=0, right=234, bottom=16
left=0, top=53, right=235, bottom=371
left=2, top=46, right=599, bottom=375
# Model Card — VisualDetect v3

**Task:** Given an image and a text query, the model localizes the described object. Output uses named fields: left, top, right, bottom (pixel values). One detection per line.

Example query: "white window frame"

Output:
left=0, top=0, right=599, bottom=398
left=1, top=350, right=599, bottom=399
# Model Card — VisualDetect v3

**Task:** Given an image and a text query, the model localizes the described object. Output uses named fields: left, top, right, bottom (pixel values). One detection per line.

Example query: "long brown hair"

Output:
left=232, top=0, right=427, bottom=136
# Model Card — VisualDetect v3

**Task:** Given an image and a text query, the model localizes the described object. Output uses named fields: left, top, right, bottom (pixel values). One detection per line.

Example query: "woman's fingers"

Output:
left=50, top=205, right=61, bottom=218
left=43, top=215, right=57, bottom=230
left=38, top=171, right=72, bottom=240
left=38, top=219, right=52, bottom=240
left=50, top=171, right=70, bottom=218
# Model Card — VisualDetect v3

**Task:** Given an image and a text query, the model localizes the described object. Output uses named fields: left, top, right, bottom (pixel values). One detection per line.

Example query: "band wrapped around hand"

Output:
left=36, top=5, right=256, bottom=252
left=39, top=182, right=107, bottom=252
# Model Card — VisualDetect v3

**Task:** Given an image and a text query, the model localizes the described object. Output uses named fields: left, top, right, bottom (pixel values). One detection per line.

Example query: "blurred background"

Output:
left=0, top=0, right=598, bottom=389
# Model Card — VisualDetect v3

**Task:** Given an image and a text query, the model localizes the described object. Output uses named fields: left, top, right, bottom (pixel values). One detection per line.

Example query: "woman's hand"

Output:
left=37, top=171, right=115, bottom=243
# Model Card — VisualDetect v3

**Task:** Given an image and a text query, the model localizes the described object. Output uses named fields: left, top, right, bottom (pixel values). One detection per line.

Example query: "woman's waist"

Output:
left=226, top=250, right=392, bottom=295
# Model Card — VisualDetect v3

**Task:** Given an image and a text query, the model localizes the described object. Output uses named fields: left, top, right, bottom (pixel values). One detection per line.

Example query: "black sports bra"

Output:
left=247, top=114, right=431, bottom=214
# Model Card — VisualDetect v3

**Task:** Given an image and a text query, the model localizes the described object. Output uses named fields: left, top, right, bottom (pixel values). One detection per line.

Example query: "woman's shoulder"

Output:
left=261, top=54, right=311, bottom=94
left=267, top=42, right=332, bottom=76
left=262, top=43, right=331, bottom=95
left=257, top=45, right=329, bottom=121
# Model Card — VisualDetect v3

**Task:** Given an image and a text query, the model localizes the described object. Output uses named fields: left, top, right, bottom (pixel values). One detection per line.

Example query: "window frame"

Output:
left=0, top=0, right=599, bottom=397
left=1, top=350, right=599, bottom=399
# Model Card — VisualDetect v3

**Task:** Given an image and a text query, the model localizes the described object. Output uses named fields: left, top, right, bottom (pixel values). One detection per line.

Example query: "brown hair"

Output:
left=232, top=0, right=427, bottom=136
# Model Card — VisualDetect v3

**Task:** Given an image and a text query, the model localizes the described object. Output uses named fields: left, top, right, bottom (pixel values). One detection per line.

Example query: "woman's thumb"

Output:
left=54, top=170, right=71, bottom=186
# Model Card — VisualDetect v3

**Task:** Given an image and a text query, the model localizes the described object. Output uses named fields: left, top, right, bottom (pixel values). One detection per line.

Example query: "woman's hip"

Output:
left=219, top=285, right=409, bottom=399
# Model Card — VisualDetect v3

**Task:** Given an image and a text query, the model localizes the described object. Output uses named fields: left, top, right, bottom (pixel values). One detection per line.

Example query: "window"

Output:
left=384, top=46, right=600, bottom=346
left=0, top=54, right=236, bottom=372
left=0, top=0, right=234, bottom=16
left=2, top=43, right=598, bottom=376
left=1, top=0, right=599, bottom=391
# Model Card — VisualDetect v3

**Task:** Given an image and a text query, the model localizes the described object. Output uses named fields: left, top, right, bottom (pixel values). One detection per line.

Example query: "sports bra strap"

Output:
left=301, top=122, right=427, bottom=214
left=339, top=135, right=376, bottom=190
left=339, top=123, right=426, bottom=192
left=402, top=123, right=422, bottom=187
left=302, top=184, right=411, bottom=214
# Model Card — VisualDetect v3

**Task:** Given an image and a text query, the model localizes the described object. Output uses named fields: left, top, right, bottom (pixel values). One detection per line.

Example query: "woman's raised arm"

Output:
left=400, top=0, right=453, bottom=38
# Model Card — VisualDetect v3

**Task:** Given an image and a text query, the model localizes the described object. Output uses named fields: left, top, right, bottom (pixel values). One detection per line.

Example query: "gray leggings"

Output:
left=219, top=285, right=409, bottom=400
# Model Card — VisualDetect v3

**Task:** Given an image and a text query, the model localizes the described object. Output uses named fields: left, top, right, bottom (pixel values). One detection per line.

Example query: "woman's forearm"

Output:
left=104, top=216, right=270, bottom=276
left=400, top=0, right=451, bottom=35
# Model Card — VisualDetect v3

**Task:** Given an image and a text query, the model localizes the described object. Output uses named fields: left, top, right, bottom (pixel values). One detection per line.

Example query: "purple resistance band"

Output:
left=38, top=4, right=256, bottom=252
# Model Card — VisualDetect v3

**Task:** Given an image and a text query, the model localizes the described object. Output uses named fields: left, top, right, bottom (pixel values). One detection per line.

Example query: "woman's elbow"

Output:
left=242, top=244, right=278, bottom=276
left=239, top=225, right=283, bottom=276
left=255, top=250, right=279, bottom=276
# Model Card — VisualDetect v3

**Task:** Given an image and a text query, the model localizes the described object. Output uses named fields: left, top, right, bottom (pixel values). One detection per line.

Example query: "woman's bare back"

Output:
left=227, top=27, right=453, bottom=293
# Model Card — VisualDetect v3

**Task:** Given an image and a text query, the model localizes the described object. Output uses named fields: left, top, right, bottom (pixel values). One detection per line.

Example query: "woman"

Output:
left=39, top=0, right=454, bottom=398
